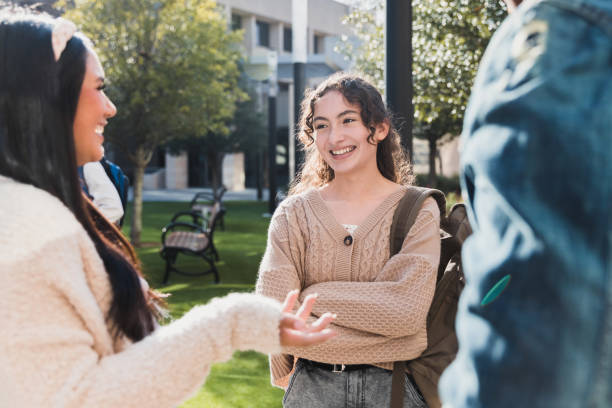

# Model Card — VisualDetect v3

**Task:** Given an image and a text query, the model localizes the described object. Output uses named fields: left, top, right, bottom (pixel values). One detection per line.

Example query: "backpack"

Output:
left=389, top=187, right=471, bottom=408
left=99, top=157, right=130, bottom=226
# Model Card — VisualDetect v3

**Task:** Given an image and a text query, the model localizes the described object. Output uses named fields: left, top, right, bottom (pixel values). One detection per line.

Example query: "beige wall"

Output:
left=165, top=151, right=189, bottom=189
left=437, top=136, right=461, bottom=177
left=411, top=136, right=461, bottom=177
left=222, top=153, right=246, bottom=191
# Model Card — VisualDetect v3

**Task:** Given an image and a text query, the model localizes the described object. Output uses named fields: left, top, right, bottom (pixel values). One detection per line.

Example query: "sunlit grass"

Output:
left=123, top=200, right=284, bottom=407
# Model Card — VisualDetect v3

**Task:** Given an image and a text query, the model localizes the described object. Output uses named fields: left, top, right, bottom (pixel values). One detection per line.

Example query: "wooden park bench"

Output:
left=187, top=186, right=227, bottom=230
left=159, top=201, right=224, bottom=284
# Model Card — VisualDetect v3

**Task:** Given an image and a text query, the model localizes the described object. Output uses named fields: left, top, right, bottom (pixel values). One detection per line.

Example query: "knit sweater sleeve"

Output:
left=255, top=201, right=303, bottom=300
left=299, top=197, right=440, bottom=338
left=0, top=234, right=282, bottom=408
left=255, top=201, right=304, bottom=388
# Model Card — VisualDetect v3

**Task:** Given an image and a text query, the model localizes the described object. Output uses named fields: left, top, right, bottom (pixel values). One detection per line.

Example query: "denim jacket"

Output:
left=439, top=1, right=612, bottom=407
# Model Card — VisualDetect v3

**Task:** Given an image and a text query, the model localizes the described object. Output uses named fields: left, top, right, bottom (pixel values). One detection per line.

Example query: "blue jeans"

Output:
left=283, top=359, right=427, bottom=407
left=439, top=1, right=612, bottom=407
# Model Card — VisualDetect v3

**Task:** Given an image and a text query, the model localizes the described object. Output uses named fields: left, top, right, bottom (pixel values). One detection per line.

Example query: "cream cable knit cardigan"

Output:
left=0, top=175, right=282, bottom=407
left=256, top=187, right=440, bottom=388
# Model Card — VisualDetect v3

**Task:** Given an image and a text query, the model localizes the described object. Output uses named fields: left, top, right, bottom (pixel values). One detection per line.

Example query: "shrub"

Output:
left=414, top=174, right=461, bottom=195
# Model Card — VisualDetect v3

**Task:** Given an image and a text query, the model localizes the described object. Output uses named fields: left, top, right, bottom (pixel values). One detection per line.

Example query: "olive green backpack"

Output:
left=389, top=187, right=471, bottom=408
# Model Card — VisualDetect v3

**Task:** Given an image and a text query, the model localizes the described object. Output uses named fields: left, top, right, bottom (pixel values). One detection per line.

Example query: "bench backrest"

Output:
left=206, top=202, right=223, bottom=236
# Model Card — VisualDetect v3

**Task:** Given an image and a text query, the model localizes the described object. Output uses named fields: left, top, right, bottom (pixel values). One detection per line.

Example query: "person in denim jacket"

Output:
left=439, top=0, right=612, bottom=407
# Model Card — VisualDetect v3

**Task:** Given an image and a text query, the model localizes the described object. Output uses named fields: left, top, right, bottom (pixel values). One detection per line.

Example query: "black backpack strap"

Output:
left=99, top=158, right=114, bottom=185
left=389, top=186, right=445, bottom=408
left=391, top=361, right=407, bottom=407
left=389, top=186, right=446, bottom=258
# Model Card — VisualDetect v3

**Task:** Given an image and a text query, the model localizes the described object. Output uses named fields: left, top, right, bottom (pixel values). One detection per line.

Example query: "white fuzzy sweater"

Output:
left=0, top=175, right=282, bottom=407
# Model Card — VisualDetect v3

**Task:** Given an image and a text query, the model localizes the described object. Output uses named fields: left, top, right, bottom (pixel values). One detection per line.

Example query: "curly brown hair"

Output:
left=289, top=72, right=413, bottom=195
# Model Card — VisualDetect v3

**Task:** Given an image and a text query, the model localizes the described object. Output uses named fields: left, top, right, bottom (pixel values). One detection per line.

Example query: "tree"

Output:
left=165, top=75, right=267, bottom=191
left=337, top=0, right=506, bottom=185
left=61, top=0, right=245, bottom=246
left=335, top=0, right=385, bottom=91
left=413, top=0, right=505, bottom=185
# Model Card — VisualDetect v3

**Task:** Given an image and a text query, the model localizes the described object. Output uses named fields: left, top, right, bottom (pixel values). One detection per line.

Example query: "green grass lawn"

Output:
left=123, top=201, right=285, bottom=407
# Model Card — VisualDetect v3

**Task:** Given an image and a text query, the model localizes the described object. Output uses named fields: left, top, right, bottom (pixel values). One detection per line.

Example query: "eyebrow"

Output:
left=95, top=77, right=105, bottom=84
left=313, top=109, right=359, bottom=122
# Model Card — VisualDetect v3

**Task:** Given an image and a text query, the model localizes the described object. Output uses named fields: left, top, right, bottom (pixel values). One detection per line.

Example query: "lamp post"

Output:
left=292, top=0, right=308, bottom=178
left=267, top=80, right=278, bottom=214
left=386, top=0, right=413, bottom=161
left=243, top=50, right=278, bottom=214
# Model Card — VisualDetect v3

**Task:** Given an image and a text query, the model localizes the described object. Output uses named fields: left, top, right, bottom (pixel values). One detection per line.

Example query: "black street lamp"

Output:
left=243, top=51, right=278, bottom=215
left=292, top=0, right=308, bottom=178
left=267, top=81, right=278, bottom=215
left=386, top=0, right=413, bottom=162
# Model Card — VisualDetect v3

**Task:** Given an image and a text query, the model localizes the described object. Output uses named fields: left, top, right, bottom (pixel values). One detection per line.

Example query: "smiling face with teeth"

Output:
left=72, top=49, right=117, bottom=166
left=313, top=90, right=387, bottom=178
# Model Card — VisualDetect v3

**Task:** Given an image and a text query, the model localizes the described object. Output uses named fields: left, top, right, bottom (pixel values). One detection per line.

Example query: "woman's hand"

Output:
left=279, top=289, right=336, bottom=347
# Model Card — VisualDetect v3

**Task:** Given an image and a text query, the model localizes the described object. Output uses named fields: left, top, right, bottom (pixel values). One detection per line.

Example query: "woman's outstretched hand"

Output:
left=279, top=289, right=336, bottom=347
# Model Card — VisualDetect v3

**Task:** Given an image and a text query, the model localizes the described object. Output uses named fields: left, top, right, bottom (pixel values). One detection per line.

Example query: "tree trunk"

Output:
left=436, top=148, right=443, bottom=176
left=256, top=150, right=263, bottom=201
left=129, top=146, right=153, bottom=247
left=428, top=133, right=437, bottom=187
left=207, top=150, right=224, bottom=191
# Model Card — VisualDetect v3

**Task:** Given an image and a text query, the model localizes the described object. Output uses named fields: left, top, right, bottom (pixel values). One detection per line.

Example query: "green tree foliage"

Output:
left=60, top=0, right=245, bottom=245
left=166, top=74, right=267, bottom=190
left=337, top=0, right=506, bottom=184
left=334, top=0, right=385, bottom=91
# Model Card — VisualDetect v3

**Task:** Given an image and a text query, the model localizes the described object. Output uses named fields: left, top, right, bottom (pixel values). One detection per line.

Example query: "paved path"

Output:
left=129, top=188, right=270, bottom=202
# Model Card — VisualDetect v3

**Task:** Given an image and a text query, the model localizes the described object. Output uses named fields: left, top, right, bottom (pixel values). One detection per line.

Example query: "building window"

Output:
left=231, top=14, right=242, bottom=31
left=256, top=20, right=270, bottom=47
left=283, top=27, right=292, bottom=52
left=314, top=34, right=325, bottom=54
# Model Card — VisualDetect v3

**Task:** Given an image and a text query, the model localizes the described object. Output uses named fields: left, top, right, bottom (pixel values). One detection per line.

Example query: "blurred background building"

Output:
left=6, top=0, right=455, bottom=191
left=141, top=0, right=353, bottom=191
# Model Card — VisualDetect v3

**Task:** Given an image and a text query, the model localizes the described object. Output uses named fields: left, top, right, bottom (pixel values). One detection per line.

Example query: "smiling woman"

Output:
left=0, top=8, right=335, bottom=407
left=312, top=90, right=386, bottom=178
left=256, top=73, right=442, bottom=407
left=72, top=50, right=116, bottom=165
left=291, top=73, right=411, bottom=194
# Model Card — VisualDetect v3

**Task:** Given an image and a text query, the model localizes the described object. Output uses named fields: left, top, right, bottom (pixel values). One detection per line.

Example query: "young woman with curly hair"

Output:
left=257, top=73, right=440, bottom=407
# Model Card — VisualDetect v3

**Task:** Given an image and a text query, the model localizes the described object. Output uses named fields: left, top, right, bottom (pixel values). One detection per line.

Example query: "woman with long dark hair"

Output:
left=256, top=73, right=441, bottom=407
left=0, top=9, right=334, bottom=407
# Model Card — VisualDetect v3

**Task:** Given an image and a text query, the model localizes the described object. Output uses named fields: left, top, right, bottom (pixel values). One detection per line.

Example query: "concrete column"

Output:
left=271, top=22, right=283, bottom=52
left=165, top=151, right=188, bottom=189
left=244, top=15, right=257, bottom=54
left=307, top=28, right=315, bottom=55
left=143, top=169, right=165, bottom=190
left=222, top=153, right=245, bottom=191
left=292, top=0, right=308, bottom=63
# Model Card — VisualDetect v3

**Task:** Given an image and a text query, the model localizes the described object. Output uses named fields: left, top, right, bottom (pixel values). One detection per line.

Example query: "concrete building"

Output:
left=8, top=0, right=457, bottom=188
left=151, top=0, right=352, bottom=191
left=8, top=0, right=352, bottom=191
left=412, top=136, right=461, bottom=178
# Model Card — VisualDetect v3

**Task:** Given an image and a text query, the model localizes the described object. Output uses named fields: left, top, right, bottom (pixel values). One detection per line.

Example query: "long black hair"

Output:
left=0, top=9, right=156, bottom=341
